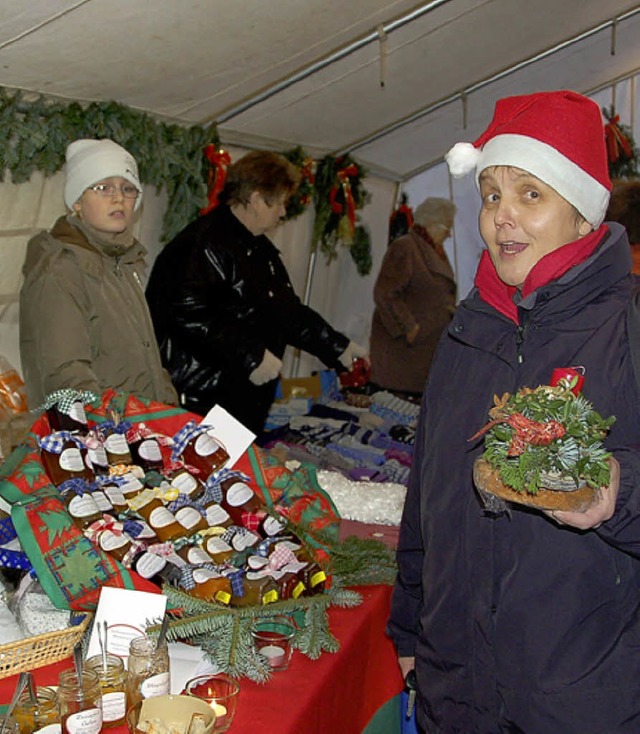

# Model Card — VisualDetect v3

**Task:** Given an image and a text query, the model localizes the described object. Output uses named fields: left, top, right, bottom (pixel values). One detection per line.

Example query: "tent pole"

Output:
left=291, top=246, right=318, bottom=377
left=209, top=0, right=455, bottom=125
left=334, top=6, right=640, bottom=158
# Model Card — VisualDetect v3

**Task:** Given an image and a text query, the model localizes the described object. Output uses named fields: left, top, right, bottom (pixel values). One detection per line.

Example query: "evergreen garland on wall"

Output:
left=0, top=86, right=374, bottom=274
left=0, top=87, right=219, bottom=242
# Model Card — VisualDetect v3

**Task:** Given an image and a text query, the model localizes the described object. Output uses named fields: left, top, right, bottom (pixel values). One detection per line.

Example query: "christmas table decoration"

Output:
left=471, top=377, right=615, bottom=512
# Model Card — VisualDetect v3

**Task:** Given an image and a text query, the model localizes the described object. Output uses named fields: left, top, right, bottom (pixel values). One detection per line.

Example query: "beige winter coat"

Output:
left=20, top=215, right=178, bottom=408
left=370, top=229, right=456, bottom=394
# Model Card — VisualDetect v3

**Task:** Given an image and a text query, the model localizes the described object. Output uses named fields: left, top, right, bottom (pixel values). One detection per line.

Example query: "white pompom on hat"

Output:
left=64, top=138, right=143, bottom=211
left=445, top=90, right=611, bottom=227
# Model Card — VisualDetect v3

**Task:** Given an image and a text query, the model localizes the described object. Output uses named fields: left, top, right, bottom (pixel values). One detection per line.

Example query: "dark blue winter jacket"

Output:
left=388, top=223, right=640, bottom=733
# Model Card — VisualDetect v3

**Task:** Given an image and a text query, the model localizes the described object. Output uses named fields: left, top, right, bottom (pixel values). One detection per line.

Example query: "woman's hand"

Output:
left=546, top=456, right=620, bottom=530
left=398, top=655, right=415, bottom=679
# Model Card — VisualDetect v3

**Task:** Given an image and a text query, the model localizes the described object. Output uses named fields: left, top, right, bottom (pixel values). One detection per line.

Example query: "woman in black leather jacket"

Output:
left=146, top=150, right=365, bottom=433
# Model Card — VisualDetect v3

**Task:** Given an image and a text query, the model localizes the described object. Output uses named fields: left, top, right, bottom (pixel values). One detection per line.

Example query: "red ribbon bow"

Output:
left=201, top=146, right=232, bottom=215
left=604, top=115, right=634, bottom=164
left=329, top=163, right=359, bottom=236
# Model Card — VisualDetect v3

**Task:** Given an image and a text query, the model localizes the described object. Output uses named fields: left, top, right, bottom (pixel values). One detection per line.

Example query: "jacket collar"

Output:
left=474, top=224, right=612, bottom=324
left=51, top=215, right=145, bottom=263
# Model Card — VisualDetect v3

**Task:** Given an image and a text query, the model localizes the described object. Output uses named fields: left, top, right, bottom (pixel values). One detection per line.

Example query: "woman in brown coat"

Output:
left=370, top=197, right=456, bottom=396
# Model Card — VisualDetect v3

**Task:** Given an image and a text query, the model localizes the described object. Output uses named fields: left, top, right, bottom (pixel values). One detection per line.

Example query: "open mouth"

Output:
left=499, top=241, right=528, bottom=255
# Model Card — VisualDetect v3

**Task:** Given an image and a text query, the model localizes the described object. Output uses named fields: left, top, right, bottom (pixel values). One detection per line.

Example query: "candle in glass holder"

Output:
left=184, top=674, right=240, bottom=733
left=251, top=617, right=296, bottom=672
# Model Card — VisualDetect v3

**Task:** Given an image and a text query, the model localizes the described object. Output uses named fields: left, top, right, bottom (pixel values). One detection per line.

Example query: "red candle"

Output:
left=550, top=366, right=585, bottom=395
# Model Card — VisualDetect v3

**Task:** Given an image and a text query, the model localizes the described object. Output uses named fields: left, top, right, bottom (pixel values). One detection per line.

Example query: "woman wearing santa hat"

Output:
left=19, top=139, right=178, bottom=407
left=388, top=90, right=640, bottom=733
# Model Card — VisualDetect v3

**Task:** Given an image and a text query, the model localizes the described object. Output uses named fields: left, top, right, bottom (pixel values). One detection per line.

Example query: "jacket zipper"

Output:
left=515, top=322, right=526, bottom=364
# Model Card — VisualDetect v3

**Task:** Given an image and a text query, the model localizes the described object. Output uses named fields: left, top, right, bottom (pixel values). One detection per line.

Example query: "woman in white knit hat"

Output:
left=19, top=139, right=178, bottom=407
left=388, top=90, right=640, bottom=733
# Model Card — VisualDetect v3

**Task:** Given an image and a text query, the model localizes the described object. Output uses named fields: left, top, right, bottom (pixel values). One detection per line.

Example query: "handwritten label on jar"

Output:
left=184, top=547, right=212, bottom=565
left=101, top=691, right=126, bottom=722
left=91, top=490, right=112, bottom=512
left=226, top=482, right=254, bottom=507
left=263, top=515, right=286, bottom=536
left=135, top=553, right=167, bottom=579
left=205, top=504, right=230, bottom=526
left=138, top=439, right=162, bottom=462
left=172, top=472, right=198, bottom=494
left=104, top=486, right=127, bottom=506
left=87, top=445, right=108, bottom=468
left=119, top=475, right=144, bottom=496
left=140, top=671, right=170, bottom=698
left=105, top=434, right=128, bottom=455
left=175, top=506, right=202, bottom=530
left=194, top=433, right=221, bottom=457
left=149, top=507, right=177, bottom=528
left=68, top=494, right=100, bottom=518
left=59, top=448, right=85, bottom=472
left=99, top=530, right=129, bottom=553
left=36, top=726, right=62, bottom=734
left=64, top=707, right=102, bottom=733
left=68, top=401, right=87, bottom=424
left=205, top=537, right=232, bottom=555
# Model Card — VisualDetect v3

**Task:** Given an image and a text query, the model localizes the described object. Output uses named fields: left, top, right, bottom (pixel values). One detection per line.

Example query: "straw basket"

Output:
left=0, top=612, right=91, bottom=679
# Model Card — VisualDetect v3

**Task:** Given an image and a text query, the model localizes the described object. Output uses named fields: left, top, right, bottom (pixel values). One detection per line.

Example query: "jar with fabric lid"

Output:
left=39, top=433, right=94, bottom=487
left=57, top=668, right=103, bottom=734
left=171, top=421, right=229, bottom=479
left=44, top=389, right=94, bottom=433
left=85, top=653, right=127, bottom=728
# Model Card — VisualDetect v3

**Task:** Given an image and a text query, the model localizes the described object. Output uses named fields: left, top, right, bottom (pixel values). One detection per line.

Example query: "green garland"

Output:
left=312, top=153, right=372, bottom=275
left=282, top=146, right=316, bottom=220
left=603, top=106, right=639, bottom=180
left=0, top=87, right=374, bottom=274
left=0, top=87, right=219, bottom=242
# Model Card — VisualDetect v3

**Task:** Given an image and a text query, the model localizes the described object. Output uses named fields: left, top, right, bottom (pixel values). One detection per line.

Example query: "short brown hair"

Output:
left=220, top=150, right=301, bottom=206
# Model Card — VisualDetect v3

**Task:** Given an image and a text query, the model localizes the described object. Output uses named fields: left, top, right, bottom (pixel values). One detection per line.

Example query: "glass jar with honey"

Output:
left=85, top=653, right=127, bottom=729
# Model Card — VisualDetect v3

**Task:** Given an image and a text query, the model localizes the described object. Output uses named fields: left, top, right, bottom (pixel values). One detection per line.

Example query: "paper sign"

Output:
left=201, top=404, right=256, bottom=468
left=86, top=586, right=167, bottom=668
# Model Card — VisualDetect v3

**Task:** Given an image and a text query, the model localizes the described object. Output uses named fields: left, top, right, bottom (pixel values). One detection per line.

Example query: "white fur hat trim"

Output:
left=445, top=142, right=480, bottom=178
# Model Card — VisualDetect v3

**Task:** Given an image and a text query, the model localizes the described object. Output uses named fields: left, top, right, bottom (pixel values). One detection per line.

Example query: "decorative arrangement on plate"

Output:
left=471, top=371, right=615, bottom=512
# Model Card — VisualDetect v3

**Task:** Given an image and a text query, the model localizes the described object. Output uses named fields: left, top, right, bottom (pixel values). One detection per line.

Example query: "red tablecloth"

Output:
left=0, top=585, right=402, bottom=734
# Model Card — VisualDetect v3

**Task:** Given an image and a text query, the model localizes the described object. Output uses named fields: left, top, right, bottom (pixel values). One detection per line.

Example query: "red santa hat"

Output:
left=445, top=90, right=611, bottom=227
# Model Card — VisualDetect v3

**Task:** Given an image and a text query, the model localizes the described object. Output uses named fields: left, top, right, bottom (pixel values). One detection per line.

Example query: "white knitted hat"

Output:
left=445, top=91, right=611, bottom=227
left=64, top=139, right=143, bottom=210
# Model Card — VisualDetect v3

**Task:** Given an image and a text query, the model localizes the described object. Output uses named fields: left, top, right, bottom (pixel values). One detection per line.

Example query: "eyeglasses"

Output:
left=87, top=182, right=140, bottom=199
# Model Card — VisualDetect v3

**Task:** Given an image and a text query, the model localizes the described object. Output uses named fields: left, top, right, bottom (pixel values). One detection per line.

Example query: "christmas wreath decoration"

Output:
left=603, top=105, right=639, bottom=180
left=312, top=154, right=372, bottom=274
left=471, top=379, right=615, bottom=511
left=282, top=146, right=316, bottom=220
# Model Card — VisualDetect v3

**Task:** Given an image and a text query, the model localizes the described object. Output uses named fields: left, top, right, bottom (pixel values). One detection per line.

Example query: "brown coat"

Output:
left=370, top=229, right=456, bottom=394
left=20, top=216, right=178, bottom=408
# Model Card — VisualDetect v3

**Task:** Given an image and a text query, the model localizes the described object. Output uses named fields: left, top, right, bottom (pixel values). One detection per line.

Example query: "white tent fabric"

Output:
left=0, top=2, right=639, bottom=383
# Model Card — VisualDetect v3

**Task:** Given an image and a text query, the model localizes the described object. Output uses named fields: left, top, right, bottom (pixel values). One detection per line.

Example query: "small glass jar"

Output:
left=13, top=685, right=59, bottom=733
left=85, top=653, right=127, bottom=728
left=126, top=635, right=171, bottom=710
left=57, top=668, right=103, bottom=734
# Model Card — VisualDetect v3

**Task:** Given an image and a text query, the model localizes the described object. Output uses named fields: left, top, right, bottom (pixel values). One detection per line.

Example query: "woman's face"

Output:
left=72, top=176, right=137, bottom=238
left=249, top=190, right=288, bottom=235
left=479, top=166, right=592, bottom=288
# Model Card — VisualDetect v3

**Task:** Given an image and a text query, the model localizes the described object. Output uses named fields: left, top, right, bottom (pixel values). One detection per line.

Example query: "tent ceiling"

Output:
left=0, top=0, right=639, bottom=181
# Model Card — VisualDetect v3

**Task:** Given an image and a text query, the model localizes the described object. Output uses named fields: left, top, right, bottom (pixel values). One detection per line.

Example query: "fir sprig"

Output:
left=479, top=382, right=615, bottom=495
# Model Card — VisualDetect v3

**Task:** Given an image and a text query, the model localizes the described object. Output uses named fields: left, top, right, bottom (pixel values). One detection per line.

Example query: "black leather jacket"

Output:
left=146, top=205, right=349, bottom=431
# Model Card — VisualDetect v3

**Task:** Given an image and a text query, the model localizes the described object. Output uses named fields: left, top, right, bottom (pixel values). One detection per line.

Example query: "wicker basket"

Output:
left=0, top=612, right=91, bottom=679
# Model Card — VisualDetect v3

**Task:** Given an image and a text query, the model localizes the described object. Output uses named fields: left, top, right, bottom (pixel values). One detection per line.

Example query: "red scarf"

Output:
left=474, top=225, right=609, bottom=323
